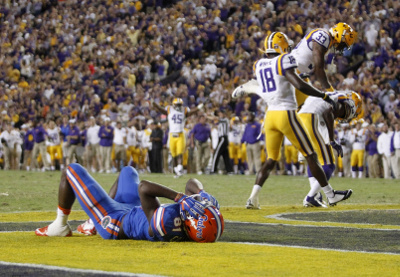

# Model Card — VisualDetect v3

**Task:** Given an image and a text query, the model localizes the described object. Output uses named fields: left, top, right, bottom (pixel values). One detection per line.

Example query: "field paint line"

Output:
left=227, top=220, right=400, bottom=231
left=267, top=210, right=400, bottom=228
left=228, top=242, right=400, bottom=256
left=0, top=261, right=166, bottom=277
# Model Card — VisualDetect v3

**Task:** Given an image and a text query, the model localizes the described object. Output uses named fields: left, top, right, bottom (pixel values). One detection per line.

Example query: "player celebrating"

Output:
left=298, top=91, right=362, bottom=207
left=291, top=22, right=357, bottom=106
left=152, top=98, right=203, bottom=177
left=35, top=163, right=223, bottom=243
left=232, top=32, right=352, bottom=209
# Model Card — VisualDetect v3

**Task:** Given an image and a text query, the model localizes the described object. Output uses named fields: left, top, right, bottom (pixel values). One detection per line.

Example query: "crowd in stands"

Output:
left=0, top=0, right=399, bottom=178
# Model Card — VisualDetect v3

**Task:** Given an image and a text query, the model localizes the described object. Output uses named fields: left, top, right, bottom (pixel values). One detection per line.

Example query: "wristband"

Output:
left=174, top=192, right=184, bottom=202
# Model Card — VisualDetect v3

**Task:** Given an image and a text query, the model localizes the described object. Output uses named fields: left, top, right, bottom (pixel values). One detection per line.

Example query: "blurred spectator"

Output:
left=377, top=123, right=394, bottom=179
left=241, top=112, right=262, bottom=175
left=150, top=121, right=163, bottom=173
left=191, top=114, right=211, bottom=175
left=99, top=117, right=113, bottom=174
left=31, top=120, right=50, bottom=171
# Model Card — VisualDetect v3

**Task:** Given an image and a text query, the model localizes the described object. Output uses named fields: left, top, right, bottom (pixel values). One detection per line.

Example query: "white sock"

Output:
left=322, top=184, right=334, bottom=198
left=307, top=177, right=321, bottom=197
left=358, top=171, right=363, bottom=178
left=352, top=171, right=357, bottom=178
left=234, top=165, right=238, bottom=174
left=249, top=185, right=262, bottom=199
left=54, top=207, right=70, bottom=226
left=291, top=164, right=297, bottom=176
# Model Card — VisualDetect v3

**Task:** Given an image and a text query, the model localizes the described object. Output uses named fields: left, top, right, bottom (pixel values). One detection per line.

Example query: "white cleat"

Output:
left=246, top=197, right=261, bottom=209
left=327, top=189, right=353, bottom=206
left=77, top=219, right=97, bottom=236
left=35, top=222, right=72, bottom=237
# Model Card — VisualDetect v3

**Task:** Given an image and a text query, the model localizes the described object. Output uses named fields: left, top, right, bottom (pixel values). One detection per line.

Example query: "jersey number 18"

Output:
left=259, top=68, right=277, bottom=93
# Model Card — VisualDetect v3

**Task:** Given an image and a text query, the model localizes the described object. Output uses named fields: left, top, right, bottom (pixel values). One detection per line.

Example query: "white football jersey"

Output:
left=127, top=126, right=138, bottom=147
left=291, top=28, right=332, bottom=75
left=350, top=128, right=367, bottom=150
left=167, top=106, right=189, bottom=133
left=253, top=53, right=298, bottom=110
left=47, top=127, right=61, bottom=146
left=228, top=124, right=243, bottom=145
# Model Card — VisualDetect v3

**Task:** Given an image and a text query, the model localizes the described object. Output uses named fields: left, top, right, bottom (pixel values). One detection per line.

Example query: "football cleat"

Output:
left=303, top=194, right=327, bottom=208
left=173, top=165, right=183, bottom=178
left=77, top=219, right=97, bottom=236
left=246, top=197, right=260, bottom=209
left=35, top=223, right=72, bottom=237
left=327, top=189, right=353, bottom=206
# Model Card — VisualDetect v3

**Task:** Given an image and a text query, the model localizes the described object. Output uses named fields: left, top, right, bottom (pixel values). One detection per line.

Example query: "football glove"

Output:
left=330, top=140, right=343, bottom=158
left=232, top=86, right=245, bottom=99
left=175, top=193, right=206, bottom=220
left=199, top=190, right=220, bottom=209
left=323, top=93, right=337, bottom=111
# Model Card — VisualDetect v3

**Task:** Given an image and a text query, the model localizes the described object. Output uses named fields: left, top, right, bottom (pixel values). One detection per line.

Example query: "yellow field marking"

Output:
left=0, top=232, right=399, bottom=277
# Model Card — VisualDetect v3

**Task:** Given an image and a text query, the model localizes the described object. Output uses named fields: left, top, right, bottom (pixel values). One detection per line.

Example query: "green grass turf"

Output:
left=0, top=170, right=400, bottom=276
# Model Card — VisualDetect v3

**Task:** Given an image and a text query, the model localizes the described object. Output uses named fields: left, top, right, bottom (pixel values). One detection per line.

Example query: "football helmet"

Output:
left=264, top=32, right=290, bottom=54
left=329, top=22, right=357, bottom=54
left=350, top=91, right=363, bottom=120
left=337, top=92, right=360, bottom=123
left=172, top=97, right=183, bottom=111
left=183, top=205, right=224, bottom=243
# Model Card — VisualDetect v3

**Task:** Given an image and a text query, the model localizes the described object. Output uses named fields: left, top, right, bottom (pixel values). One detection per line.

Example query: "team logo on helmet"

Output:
left=183, top=205, right=224, bottom=243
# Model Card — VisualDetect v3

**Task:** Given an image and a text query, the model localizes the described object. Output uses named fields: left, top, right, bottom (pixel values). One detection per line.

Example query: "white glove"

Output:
left=232, top=86, right=245, bottom=99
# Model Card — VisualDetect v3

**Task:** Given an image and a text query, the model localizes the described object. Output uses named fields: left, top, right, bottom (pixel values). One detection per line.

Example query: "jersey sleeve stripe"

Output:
left=160, top=207, right=167, bottom=234
left=155, top=207, right=165, bottom=236
left=277, top=54, right=286, bottom=76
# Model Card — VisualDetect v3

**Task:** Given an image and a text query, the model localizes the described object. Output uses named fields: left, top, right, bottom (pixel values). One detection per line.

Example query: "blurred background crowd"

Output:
left=0, top=0, right=399, bottom=178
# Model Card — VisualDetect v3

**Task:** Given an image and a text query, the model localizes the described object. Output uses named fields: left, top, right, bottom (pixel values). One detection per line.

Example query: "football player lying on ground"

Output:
left=35, top=163, right=224, bottom=242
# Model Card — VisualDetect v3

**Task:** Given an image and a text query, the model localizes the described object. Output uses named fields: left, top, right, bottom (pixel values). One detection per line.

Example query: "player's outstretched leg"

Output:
left=246, top=158, right=277, bottom=209
left=35, top=168, right=74, bottom=237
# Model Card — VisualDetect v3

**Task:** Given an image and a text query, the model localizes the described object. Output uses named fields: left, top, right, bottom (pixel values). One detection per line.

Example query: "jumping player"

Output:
left=232, top=32, right=353, bottom=209
left=35, top=164, right=223, bottom=242
left=291, top=22, right=358, bottom=106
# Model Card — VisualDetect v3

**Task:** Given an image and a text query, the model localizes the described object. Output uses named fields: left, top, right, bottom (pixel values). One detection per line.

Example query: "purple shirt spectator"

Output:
left=191, top=122, right=211, bottom=143
left=99, top=125, right=114, bottom=147
left=68, top=126, right=81, bottom=145
left=33, top=126, right=48, bottom=143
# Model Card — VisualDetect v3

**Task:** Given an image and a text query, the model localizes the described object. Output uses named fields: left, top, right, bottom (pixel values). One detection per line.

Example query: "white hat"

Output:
left=69, top=119, right=76, bottom=124
left=147, top=119, right=154, bottom=125
left=21, top=124, right=27, bottom=129
left=104, top=117, right=111, bottom=122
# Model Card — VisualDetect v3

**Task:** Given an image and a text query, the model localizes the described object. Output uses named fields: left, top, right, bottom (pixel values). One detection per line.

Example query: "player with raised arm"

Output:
left=232, top=32, right=352, bottom=209
left=291, top=22, right=357, bottom=106
left=35, top=163, right=223, bottom=243
left=152, top=98, right=203, bottom=177
left=298, top=91, right=362, bottom=207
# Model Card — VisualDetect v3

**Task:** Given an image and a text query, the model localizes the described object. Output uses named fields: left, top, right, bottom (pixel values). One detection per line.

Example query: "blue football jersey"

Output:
left=150, top=203, right=188, bottom=242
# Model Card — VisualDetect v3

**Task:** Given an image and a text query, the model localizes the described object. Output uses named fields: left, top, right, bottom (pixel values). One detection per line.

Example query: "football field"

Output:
left=0, top=170, right=399, bottom=276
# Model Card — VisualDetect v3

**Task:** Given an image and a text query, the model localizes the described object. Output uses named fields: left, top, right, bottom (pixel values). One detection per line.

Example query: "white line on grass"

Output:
left=227, top=220, right=400, bottom=231
left=0, top=261, right=166, bottom=277
left=228, top=242, right=400, bottom=256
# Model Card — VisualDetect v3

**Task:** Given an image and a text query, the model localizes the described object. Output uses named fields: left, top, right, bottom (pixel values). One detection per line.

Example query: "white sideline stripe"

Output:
left=266, top=210, right=400, bottom=228
left=228, top=220, right=400, bottom=231
left=227, top=242, right=400, bottom=256
left=0, top=261, right=166, bottom=277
